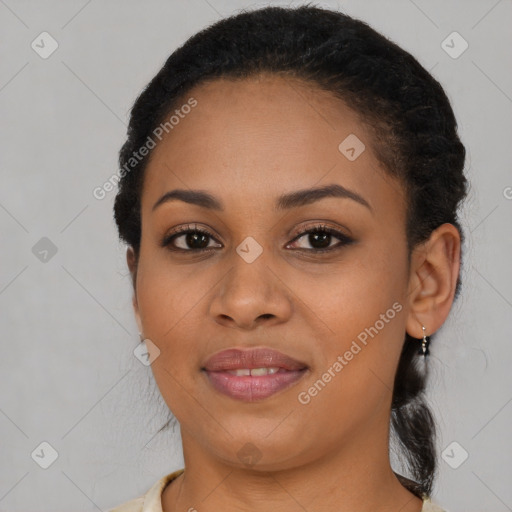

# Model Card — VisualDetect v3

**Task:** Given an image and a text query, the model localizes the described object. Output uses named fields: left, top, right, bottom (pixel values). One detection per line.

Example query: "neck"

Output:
left=162, top=422, right=423, bottom=512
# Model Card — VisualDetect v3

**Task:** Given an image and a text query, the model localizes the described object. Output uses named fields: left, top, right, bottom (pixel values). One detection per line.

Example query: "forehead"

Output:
left=141, top=74, right=405, bottom=218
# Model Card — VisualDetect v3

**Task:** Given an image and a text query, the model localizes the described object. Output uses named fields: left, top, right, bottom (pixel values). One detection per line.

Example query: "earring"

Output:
left=419, top=325, right=430, bottom=357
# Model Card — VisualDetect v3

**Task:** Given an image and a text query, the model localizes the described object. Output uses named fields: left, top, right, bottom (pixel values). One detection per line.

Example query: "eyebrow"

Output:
left=152, top=183, right=372, bottom=213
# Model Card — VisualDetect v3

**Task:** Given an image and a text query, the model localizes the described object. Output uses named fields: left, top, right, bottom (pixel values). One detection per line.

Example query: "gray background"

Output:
left=1, top=0, right=511, bottom=510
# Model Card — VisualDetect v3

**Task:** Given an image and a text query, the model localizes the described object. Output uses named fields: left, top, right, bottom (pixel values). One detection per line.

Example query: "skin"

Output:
left=126, top=74, right=461, bottom=512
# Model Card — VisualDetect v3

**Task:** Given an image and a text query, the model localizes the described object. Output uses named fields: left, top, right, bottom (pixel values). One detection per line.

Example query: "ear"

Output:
left=405, top=223, right=461, bottom=339
left=127, top=247, right=143, bottom=335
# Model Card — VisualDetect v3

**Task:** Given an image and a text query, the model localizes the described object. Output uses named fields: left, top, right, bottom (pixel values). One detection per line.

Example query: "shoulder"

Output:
left=422, top=496, right=449, bottom=512
left=108, top=469, right=185, bottom=512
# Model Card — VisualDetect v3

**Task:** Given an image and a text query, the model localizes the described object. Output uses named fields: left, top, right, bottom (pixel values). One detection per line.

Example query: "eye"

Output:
left=287, top=224, right=354, bottom=253
left=161, top=224, right=221, bottom=252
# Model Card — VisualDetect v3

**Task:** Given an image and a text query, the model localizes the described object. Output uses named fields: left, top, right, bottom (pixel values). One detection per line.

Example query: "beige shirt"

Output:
left=108, top=469, right=447, bottom=512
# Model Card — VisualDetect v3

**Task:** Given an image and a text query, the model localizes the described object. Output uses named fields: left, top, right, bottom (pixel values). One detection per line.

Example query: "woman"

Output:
left=110, top=5, right=467, bottom=511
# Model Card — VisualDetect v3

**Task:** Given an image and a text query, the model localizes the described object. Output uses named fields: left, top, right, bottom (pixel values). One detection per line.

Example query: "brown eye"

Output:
left=288, top=225, right=354, bottom=253
left=161, top=225, right=221, bottom=252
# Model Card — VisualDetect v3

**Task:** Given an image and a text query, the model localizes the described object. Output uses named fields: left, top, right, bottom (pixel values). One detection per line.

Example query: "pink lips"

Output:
left=202, top=348, right=308, bottom=402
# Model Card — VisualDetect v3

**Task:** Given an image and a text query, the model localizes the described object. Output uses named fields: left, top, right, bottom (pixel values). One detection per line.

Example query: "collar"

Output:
left=141, top=469, right=184, bottom=511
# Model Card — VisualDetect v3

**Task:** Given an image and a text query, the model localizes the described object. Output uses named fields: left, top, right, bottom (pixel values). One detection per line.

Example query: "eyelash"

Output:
left=161, top=223, right=354, bottom=254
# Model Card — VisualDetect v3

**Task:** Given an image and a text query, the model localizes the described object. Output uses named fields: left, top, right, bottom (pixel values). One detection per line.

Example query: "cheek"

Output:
left=136, top=255, right=205, bottom=339
left=136, top=256, right=216, bottom=366
left=292, top=244, right=408, bottom=391
left=299, top=247, right=407, bottom=336
left=289, top=275, right=407, bottom=441
left=136, top=263, right=206, bottom=415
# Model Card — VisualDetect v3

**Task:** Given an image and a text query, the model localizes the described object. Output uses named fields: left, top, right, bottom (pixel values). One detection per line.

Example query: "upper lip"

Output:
left=202, top=347, right=308, bottom=372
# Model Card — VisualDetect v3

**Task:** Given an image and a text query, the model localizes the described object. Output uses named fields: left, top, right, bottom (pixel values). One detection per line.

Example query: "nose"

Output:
left=209, top=251, right=293, bottom=331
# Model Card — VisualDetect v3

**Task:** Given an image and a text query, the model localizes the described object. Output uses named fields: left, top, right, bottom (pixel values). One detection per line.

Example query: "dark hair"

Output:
left=114, top=4, right=467, bottom=500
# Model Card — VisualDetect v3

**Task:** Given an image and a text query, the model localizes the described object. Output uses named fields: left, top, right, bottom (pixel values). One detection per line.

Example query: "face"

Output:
left=131, top=74, right=413, bottom=471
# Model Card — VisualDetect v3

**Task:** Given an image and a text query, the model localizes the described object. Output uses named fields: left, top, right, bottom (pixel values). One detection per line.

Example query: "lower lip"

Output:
left=203, top=369, right=307, bottom=402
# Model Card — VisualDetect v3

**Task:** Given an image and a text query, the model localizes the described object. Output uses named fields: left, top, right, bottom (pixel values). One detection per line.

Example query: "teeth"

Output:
left=251, top=367, right=278, bottom=376
left=228, top=369, right=251, bottom=376
left=226, top=367, right=281, bottom=376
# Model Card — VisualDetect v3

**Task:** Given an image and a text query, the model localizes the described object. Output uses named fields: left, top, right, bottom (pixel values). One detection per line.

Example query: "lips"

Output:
left=202, top=347, right=308, bottom=402
left=202, top=347, right=308, bottom=372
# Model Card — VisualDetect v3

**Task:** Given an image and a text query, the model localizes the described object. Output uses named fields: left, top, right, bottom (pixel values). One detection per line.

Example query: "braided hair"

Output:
left=113, top=5, right=467, bottom=498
